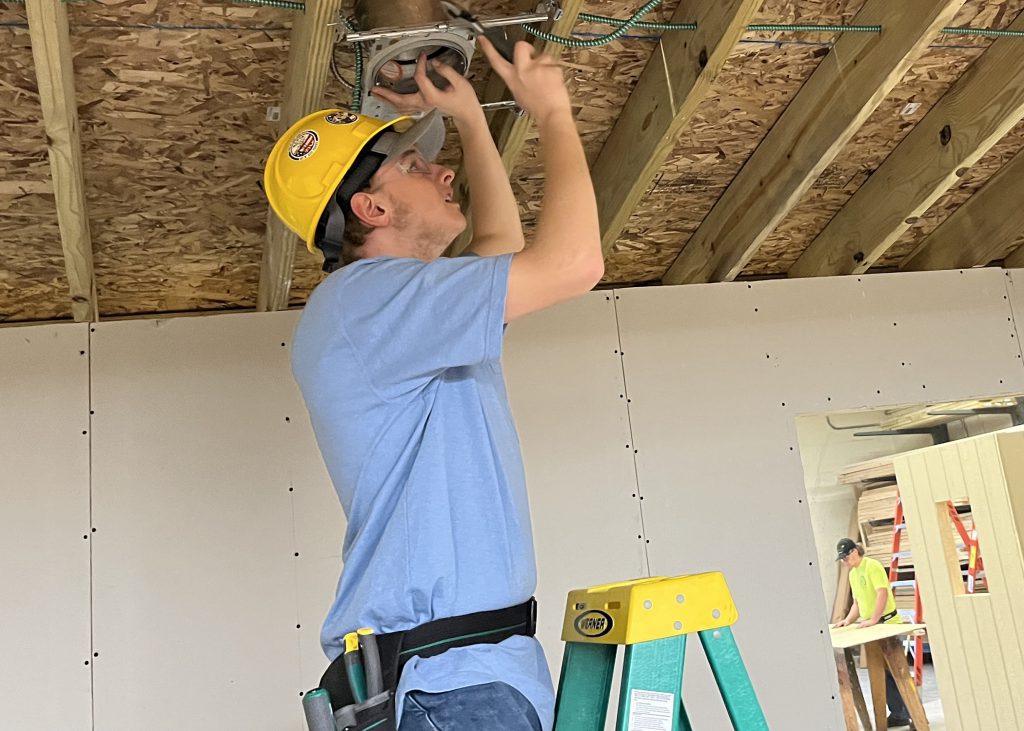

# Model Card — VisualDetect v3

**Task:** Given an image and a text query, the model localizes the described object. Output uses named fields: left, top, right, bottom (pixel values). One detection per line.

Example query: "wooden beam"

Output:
left=25, top=0, right=97, bottom=322
left=902, top=147, right=1024, bottom=270
left=592, top=0, right=763, bottom=257
left=448, top=0, right=585, bottom=256
left=662, top=0, right=966, bottom=286
left=790, top=9, right=1024, bottom=279
left=258, top=0, right=343, bottom=311
left=1005, top=241, right=1024, bottom=269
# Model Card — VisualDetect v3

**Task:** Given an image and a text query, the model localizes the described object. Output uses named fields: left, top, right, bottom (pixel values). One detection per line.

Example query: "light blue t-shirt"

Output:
left=290, top=254, right=554, bottom=727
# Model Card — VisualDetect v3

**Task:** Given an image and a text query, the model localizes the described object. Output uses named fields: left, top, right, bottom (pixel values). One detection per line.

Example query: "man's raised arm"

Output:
left=478, top=39, right=603, bottom=322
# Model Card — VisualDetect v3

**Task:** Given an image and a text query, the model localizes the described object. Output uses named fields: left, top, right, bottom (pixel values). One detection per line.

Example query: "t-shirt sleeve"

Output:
left=338, top=254, right=512, bottom=396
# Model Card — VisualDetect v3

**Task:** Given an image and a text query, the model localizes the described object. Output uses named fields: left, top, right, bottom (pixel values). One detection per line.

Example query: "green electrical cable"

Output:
left=940, top=26, right=1024, bottom=38
left=577, top=12, right=693, bottom=31
left=233, top=0, right=304, bottom=9
left=343, top=17, right=363, bottom=113
left=747, top=24, right=881, bottom=33
left=522, top=0, right=663, bottom=48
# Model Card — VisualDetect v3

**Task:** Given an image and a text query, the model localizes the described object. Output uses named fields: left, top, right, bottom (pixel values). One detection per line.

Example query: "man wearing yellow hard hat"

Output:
left=267, top=37, right=602, bottom=730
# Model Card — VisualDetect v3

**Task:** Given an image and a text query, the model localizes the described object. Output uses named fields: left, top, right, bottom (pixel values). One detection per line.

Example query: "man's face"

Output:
left=841, top=550, right=862, bottom=568
left=371, top=148, right=465, bottom=250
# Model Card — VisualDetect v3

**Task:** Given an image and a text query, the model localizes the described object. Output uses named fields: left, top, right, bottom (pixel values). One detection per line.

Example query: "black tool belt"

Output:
left=880, top=609, right=898, bottom=623
left=316, top=598, right=537, bottom=731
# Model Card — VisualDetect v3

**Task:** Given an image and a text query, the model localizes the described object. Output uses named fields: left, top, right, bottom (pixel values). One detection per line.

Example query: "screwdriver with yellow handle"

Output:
left=343, top=631, right=367, bottom=704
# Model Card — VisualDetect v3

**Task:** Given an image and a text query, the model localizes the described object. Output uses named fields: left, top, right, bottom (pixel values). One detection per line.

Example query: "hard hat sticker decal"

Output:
left=288, top=130, right=319, bottom=160
left=325, top=112, right=358, bottom=125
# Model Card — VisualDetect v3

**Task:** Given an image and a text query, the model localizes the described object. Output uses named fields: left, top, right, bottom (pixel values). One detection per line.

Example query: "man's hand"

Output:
left=478, top=37, right=571, bottom=125
left=370, top=54, right=483, bottom=126
left=857, top=619, right=879, bottom=628
left=832, top=619, right=851, bottom=628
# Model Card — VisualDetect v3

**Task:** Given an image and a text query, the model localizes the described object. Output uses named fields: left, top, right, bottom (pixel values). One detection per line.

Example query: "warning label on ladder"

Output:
left=627, top=689, right=674, bottom=731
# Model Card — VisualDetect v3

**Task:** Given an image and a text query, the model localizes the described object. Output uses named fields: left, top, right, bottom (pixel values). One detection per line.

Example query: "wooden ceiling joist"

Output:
left=789, top=9, right=1024, bottom=279
left=593, top=0, right=763, bottom=256
left=902, top=146, right=1024, bottom=271
left=448, top=0, right=585, bottom=256
left=661, top=0, right=966, bottom=286
left=258, top=0, right=344, bottom=312
left=1005, top=241, right=1024, bottom=269
left=25, top=0, right=97, bottom=322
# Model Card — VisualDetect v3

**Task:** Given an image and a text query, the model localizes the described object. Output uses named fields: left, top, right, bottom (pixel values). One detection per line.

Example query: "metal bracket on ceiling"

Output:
left=541, top=0, right=563, bottom=22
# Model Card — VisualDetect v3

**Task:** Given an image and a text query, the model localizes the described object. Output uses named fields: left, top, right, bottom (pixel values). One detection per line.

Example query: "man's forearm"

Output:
left=532, top=109, right=601, bottom=268
left=455, top=111, right=525, bottom=255
left=869, top=589, right=888, bottom=623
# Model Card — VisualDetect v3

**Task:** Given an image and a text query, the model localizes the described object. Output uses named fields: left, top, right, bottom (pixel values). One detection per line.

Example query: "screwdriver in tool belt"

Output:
left=343, top=631, right=367, bottom=704
left=357, top=628, right=383, bottom=697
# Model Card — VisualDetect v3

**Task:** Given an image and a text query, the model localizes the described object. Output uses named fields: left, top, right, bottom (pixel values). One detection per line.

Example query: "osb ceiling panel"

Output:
left=3, top=0, right=1024, bottom=322
left=72, top=0, right=293, bottom=317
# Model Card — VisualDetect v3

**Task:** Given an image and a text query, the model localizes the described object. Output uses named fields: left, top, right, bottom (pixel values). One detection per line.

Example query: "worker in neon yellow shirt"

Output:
left=833, top=537, right=912, bottom=728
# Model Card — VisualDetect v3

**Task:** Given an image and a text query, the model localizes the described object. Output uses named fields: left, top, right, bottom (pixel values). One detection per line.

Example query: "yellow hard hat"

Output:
left=263, top=108, right=445, bottom=265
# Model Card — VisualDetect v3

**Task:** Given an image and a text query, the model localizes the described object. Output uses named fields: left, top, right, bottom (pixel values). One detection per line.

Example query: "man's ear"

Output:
left=349, top=190, right=390, bottom=229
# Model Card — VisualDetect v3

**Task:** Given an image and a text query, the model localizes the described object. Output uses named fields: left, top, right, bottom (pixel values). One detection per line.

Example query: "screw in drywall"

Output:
left=939, top=125, right=952, bottom=146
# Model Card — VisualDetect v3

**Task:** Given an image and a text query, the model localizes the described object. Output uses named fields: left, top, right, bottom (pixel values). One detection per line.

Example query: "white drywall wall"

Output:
left=3, top=266, right=1024, bottom=730
left=89, top=313, right=321, bottom=730
left=0, top=324, right=92, bottom=730
left=613, top=267, right=1024, bottom=729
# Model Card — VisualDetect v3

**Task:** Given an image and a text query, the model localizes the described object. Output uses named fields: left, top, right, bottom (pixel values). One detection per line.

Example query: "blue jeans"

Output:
left=399, top=681, right=542, bottom=730
left=886, top=669, right=909, bottom=720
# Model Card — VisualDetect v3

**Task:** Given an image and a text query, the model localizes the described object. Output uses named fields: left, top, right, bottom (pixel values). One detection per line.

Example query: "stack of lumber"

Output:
left=856, top=483, right=916, bottom=611
left=856, top=484, right=986, bottom=605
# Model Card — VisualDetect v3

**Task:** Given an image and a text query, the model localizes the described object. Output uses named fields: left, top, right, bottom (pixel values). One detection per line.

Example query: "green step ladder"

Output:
left=554, top=572, right=769, bottom=731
